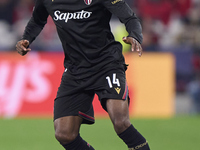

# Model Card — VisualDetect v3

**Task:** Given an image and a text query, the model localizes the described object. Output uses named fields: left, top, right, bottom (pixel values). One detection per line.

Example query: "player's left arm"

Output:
left=103, top=0, right=143, bottom=56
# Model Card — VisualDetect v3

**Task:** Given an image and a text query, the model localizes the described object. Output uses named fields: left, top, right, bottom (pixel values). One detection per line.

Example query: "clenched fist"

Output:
left=16, top=40, right=31, bottom=56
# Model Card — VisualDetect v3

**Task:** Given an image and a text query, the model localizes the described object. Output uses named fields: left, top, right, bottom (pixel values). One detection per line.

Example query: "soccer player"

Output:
left=16, top=0, right=150, bottom=150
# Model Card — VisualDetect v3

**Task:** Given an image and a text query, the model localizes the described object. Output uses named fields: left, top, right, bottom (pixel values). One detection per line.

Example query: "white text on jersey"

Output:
left=53, top=10, right=92, bottom=23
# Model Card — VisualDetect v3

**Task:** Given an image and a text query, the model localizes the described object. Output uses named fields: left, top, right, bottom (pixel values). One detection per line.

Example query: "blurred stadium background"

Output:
left=0, top=0, right=200, bottom=150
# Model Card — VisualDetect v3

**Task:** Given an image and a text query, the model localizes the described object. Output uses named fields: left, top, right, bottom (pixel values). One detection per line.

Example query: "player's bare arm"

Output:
left=16, top=40, right=31, bottom=56
left=123, top=37, right=143, bottom=57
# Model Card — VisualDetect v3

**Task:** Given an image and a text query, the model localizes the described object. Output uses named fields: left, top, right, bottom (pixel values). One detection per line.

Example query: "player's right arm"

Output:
left=16, top=0, right=49, bottom=56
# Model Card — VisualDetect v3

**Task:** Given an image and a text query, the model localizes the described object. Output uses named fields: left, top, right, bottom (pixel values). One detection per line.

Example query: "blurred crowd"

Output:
left=133, top=0, right=200, bottom=113
left=0, top=0, right=61, bottom=51
left=0, top=0, right=200, bottom=111
left=134, top=0, right=200, bottom=92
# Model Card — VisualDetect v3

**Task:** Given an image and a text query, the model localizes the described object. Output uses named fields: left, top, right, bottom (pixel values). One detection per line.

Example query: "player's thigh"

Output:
left=54, top=116, right=82, bottom=133
left=106, top=98, right=130, bottom=122
left=106, top=99, right=131, bottom=133
left=54, top=116, right=83, bottom=142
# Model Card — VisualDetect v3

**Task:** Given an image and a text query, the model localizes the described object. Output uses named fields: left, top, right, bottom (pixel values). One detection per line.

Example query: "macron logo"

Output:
left=53, top=10, right=92, bottom=23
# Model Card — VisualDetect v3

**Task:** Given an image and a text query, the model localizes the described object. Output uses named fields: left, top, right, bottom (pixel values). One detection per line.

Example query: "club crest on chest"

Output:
left=84, top=0, right=92, bottom=5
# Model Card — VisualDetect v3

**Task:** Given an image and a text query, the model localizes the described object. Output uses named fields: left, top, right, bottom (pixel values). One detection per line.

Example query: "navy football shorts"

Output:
left=54, top=65, right=129, bottom=124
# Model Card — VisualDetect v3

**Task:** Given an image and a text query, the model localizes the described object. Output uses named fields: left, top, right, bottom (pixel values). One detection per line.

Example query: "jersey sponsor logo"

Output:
left=53, top=10, right=92, bottom=23
left=84, top=0, right=92, bottom=5
left=111, top=0, right=122, bottom=4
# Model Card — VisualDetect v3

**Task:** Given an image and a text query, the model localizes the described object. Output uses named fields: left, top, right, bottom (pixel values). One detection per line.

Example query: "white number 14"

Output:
left=106, top=73, right=120, bottom=88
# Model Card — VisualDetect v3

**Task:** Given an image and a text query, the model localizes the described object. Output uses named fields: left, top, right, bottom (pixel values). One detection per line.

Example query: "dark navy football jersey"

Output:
left=23, top=0, right=142, bottom=78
